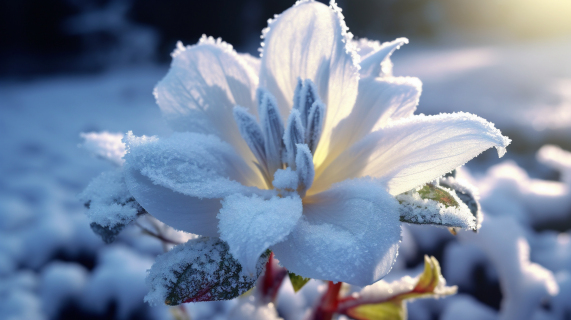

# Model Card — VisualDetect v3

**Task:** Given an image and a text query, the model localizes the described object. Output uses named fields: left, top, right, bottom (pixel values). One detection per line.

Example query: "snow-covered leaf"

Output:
left=79, top=170, right=146, bottom=242
left=339, top=256, right=457, bottom=320
left=439, top=177, right=482, bottom=232
left=397, top=184, right=477, bottom=231
left=288, top=272, right=311, bottom=293
left=145, top=237, right=269, bottom=306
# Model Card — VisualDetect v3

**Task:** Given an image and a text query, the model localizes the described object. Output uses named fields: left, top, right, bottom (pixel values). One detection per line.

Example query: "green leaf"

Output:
left=341, top=256, right=456, bottom=320
left=145, top=237, right=270, bottom=306
left=288, top=272, right=311, bottom=292
left=439, top=177, right=482, bottom=232
left=397, top=183, right=477, bottom=231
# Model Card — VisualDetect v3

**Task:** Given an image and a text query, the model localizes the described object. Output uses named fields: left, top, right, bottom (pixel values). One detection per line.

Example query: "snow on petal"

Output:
left=312, top=113, right=511, bottom=196
left=124, top=131, right=267, bottom=198
left=124, top=167, right=221, bottom=236
left=271, top=178, right=401, bottom=286
left=259, top=1, right=359, bottom=169
left=218, top=194, right=302, bottom=276
left=155, top=37, right=259, bottom=170
left=326, top=76, right=421, bottom=169
left=359, top=37, right=408, bottom=78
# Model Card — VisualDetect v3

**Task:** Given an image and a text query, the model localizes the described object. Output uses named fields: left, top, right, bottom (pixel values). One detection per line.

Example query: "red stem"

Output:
left=312, top=281, right=343, bottom=320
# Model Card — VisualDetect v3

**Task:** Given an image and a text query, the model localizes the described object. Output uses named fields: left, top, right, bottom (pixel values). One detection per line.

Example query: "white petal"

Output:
left=124, top=168, right=220, bottom=236
left=359, top=38, right=408, bottom=78
left=124, top=132, right=268, bottom=197
left=272, top=178, right=401, bottom=286
left=218, top=194, right=302, bottom=275
left=324, top=76, right=421, bottom=170
left=155, top=37, right=259, bottom=169
left=259, top=1, right=359, bottom=169
left=312, top=113, right=511, bottom=196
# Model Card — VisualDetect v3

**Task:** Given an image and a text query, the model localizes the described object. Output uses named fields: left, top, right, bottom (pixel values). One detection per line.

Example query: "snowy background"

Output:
left=1, top=0, right=571, bottom=319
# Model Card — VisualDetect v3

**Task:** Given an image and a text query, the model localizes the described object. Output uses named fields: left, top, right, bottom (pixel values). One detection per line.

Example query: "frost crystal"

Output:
left=145, top=238, right=269, bottom=306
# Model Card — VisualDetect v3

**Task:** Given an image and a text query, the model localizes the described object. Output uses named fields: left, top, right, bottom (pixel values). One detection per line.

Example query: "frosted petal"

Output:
left=218, top=194, right=302, bottom=275
left=295, top=144, right=315, bottom=196
left=306, top=99, right=325, bottom=154
left=124, top=168, right=220, bottom=236
left=233, top=106, right=267, bottom=175
left=271, top=178, right=401, bottom=286
left=283, top=109, right=305, bottom=169
left=259, top=1, right=359, bottom=169
left=359, top=38, right=408, bottom=78
left=124, top=132, right=268, bottom=198
left=326, top=77, right=421, bottom=166
left=312, top=113, right=511, bottom=196
left=155, top=37, right=259, bottom=170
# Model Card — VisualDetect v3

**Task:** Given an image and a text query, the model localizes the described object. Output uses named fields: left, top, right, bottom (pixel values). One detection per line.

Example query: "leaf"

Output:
left=288, top=272, right=311, bottom=292
left=145, top=237, right=270, bottom=306
left=397, top=183, right=477, bottom=231
left=439, top=177, right=482, bottom=232
left=339, top=256, right=456, bottom=320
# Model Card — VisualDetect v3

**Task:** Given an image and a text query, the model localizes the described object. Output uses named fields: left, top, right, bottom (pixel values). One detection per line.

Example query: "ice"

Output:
left=79, top=131, right=126, bottom=166
left=218, top=193, right=302, bottom=275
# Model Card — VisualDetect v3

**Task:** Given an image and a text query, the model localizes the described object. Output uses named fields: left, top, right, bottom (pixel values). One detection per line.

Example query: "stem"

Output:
left=135, top=222, right=182, bottom=245
left=312, top=281, right=343, bottom=320
left=260, top=252, right=288, bottom=303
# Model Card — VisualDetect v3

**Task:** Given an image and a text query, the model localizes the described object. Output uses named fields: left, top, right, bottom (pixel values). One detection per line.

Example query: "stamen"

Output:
left=259, top=88, right=285, bottom=176
left=233, top=106, right=267, bottom=172
left=297, top=79, right=319, bottom=128
left=292, top=78, right=303, bottom=111
left=306, top=100, right=325, bottom=154
left=295, top=144, right=315, bottom=197
left=283, top=109, right=305, bottom=170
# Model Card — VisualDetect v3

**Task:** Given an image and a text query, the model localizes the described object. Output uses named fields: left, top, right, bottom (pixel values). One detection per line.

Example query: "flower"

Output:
left=119, top=0, right=510, bottom=287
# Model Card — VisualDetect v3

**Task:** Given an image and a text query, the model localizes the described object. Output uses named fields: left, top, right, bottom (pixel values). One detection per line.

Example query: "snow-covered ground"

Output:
left=1, top=37, right=571, bottom=320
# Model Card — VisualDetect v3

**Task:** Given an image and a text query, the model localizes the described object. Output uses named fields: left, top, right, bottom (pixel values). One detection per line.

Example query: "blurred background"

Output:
left=1, top=0, right=571, bottom=319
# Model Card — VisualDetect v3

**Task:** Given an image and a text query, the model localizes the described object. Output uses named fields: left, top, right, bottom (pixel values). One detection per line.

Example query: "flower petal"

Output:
left=312, top=113, right=511, bottom=196
left=218, top=194, right=302, bottom=275
left=325, top=76, right=421, bottom=170
left=124, top=132, right=268, bottom=197
left=358, top=37, right=408, bottom=78
left=271, top=178, right=401, bottom=286
left=155, top=36, right=259, bottom=169
left=259, top=1, right=360, bottom=168
left=124, top=168, right=221, bottom=236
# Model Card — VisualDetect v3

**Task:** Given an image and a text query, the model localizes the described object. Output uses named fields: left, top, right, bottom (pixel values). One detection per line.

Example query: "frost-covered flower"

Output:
left=88, top=0, right=510, bottom=288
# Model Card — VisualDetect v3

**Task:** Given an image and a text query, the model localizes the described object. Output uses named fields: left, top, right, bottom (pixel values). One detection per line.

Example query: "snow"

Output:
left=79, top=131, right=126, bottom=166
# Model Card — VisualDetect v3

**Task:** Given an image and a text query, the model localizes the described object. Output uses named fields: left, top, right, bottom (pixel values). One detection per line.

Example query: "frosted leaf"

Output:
left=271, top=178, right=401, bottom=286
left=295, top=144, right=315, bottom=196
left=233, top=106, right=267, bottom=173
left=359, top=37, right=408, bottom=78
left=80, top=131, right=126, bottom=166
left=124, top=131, right=267, bottom=198
left=283, top=109, right=305, bottom=169
left=218, top=194, right=302, bottom=275
left=145, top=237, right=269, bottom=306
left=79, top=169, right=145, bottom=237
left=397, top=184, right=477, bottom=231
left=313, top=112, right=512, bottom=196
left=306, top=99, right=325, bottom=154
left=439, top=176, right=482, bottom=231
left=258, top=89, right=285, bottom=176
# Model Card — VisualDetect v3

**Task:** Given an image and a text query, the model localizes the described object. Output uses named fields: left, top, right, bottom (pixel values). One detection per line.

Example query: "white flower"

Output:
left=122, top=0, right=510, bottom=286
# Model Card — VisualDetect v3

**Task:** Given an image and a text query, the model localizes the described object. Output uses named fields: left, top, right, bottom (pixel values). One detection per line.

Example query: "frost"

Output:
left=80, top=131, right=126, bottom=166
left=145, top=237, right=269, bottom=306
left=79, top=169, right=145, bottom=233
left=258, top=89, right=285, bottom=176
left=440, top=177, right=482, bottom=230
left=218, top=194, right=302, bottom=275
left=295, top=144, right=315, bottom=196
left=296, top=79, right=320, bottom=128
left=124, top=131, right=266, bottom=199
left=283, top=109, right=305, bottom=169
left=306, top=99, right=325, bottom=154
left=233, top=106, right=266, bottom=172
left=272, top=168, right=299, bottom=192
left=397, top=184, right=477, bottom=231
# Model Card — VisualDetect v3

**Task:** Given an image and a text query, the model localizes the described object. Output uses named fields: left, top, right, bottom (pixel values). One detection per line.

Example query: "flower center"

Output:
left=233, top=78, right=325, bottom=196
